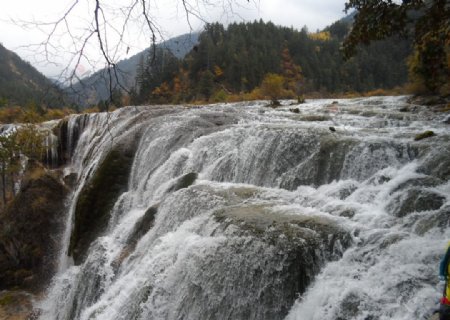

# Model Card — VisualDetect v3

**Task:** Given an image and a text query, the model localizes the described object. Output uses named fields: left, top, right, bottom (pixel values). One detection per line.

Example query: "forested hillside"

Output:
left=0, top=44, right=65, bottom=108
left=132, top=19, right=412, bottom=105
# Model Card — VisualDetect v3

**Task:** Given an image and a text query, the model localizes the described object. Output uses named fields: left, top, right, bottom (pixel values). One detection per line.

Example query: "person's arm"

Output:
left=440, top=246, right=450, bottom=279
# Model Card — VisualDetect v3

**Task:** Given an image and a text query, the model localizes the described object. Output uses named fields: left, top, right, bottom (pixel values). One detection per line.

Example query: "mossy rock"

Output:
left=414, top=130, right=435, bottom=141
left=0, top=162, right=68, bottom=290
left=69, top=143, right=137, bottom=265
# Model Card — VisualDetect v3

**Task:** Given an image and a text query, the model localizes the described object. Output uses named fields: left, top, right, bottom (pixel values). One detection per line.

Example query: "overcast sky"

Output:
left=0, top=0, right=347, bottom=78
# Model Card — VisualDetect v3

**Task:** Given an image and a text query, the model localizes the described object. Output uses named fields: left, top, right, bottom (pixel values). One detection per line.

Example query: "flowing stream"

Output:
left=38, top=96, right=450, bottom=320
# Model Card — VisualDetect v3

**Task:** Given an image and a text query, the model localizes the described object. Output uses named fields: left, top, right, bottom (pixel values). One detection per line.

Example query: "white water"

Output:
left=38, top=97, right=450, bottom=319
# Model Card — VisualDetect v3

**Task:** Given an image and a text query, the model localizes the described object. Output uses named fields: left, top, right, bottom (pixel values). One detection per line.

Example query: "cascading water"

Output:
left=38, top=96, right=449, bottom=320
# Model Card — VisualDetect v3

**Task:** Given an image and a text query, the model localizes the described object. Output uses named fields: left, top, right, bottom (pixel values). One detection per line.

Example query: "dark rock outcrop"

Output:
left=0, top=162, right=68, bottom=290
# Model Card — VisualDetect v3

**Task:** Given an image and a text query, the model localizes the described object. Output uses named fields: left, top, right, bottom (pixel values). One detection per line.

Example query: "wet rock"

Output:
left=112, top=206, right=159, bottom=270
left=167, top=172, right=198, bottom=193
left=198, top=112, right=239, bottom=127
left=444, top=115, right=450, bottom=124
left=279, top=136, right=357, bottom=189
left=390, top=176, right=442, bottom=194
left=0, top=162, right=68, bottom=290
left=209, top=204, right=351, bottom=319
left=289, top=108, right=300, bottom=114
left=336, top=292, right=365, bottom=320
left=69, top=140, right=139, bottom=265
left=415, top=205, right=450, bottom=235
left=368, top=174, right=391, bottom=185
left=414, top=130, right=435, bottom=141
left=63, top=172, right=78, bottom=189
left=127, top=206, right=158, bottom=246
left=334, top=206, right=357, bottom=218
left=300, top=115, right=331, bottom=121
left=215, top=204, right=351, bottom=279
left=418, top=147, right=450, bottom=181
left=387, top=188, right=445, bottom=217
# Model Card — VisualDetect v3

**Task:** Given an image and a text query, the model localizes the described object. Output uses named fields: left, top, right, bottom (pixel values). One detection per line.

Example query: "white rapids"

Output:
left=37, top=96, right=450, bottom=320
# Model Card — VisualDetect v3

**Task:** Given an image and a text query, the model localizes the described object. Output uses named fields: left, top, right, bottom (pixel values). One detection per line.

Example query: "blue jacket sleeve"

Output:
left=440, top=246, right=450, bottom=278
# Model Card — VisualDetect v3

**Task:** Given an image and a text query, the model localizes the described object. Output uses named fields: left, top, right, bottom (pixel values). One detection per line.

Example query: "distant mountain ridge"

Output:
left=67, top=33, right=199, bottom=106
left=0, top=44, right=65, bottom=107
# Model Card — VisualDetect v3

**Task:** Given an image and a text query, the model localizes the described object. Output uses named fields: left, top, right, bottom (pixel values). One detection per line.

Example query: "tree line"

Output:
left=128, top=19, right=413, bottom=105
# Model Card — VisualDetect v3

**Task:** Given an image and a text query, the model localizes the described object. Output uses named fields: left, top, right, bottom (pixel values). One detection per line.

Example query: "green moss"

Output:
left=414, top=130, right=435, bottom=141
left=69, top=146, right=136, bottom=264
left=0, top=292, right=14, bottom=306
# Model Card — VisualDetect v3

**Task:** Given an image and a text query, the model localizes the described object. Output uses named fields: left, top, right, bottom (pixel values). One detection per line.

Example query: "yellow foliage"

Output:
left=214, top=65, right=224, bottom=78
left=309, top=31, right=331, bottom=41
left=261, top=73, right=284, bottom=104
left=83, top=106, right=101, bottom=114
left=243, top=87, right=264, bottom=101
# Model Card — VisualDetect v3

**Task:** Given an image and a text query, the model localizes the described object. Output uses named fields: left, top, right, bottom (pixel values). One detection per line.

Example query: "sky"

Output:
left=0, top=0, right=347, bottom=78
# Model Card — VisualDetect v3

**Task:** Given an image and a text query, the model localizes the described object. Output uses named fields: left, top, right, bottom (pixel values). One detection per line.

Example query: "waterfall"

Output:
left=38, top=97, right=449, bottom=319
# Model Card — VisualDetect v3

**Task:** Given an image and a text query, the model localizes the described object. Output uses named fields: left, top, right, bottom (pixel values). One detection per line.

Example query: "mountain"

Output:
left=67, top=33, right=199, bottom=106
left=0, top=43, right=65, bottom=108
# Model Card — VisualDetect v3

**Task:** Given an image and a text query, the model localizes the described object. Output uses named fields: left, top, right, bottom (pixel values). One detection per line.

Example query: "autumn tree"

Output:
left=261, top=73, right=284, bottom=106
left=343, top=0, right=450, bottom=94
left=280, top=45, right=304, bottom=102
